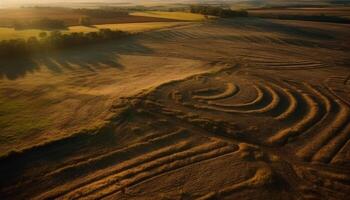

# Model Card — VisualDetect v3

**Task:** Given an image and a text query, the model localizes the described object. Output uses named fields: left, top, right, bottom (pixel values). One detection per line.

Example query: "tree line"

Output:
left=190, top=5, right=248, bottom=18
left=13, top=18, right=67, bottom=30
left=75, top=8, right=129, bottom=18
left=0, top=29, right=130, bottom=59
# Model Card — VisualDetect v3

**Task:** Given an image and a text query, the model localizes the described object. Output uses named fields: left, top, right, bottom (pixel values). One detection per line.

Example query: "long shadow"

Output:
left=219, top=17, right=335, bottom=40
left=210, top=17, right=344, bottom=50
left=0, top=36, right=153, bottom=80
left=0, top=58, right=39, bottom=80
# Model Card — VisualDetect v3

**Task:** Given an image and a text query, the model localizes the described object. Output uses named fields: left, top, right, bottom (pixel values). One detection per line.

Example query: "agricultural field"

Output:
left=0, top=7, right=180, bottom=27
left=0, top=2, right=350, bottom=200
left=0, top=7, right=200, bottom=40
left=130, top=11, right=211, bottom=21
left=248, top=6, right=350, bottom=21
left=0, top=22, right=191, bottom=40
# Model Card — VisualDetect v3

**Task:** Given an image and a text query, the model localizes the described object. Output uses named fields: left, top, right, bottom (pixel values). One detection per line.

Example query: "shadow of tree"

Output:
left=0, top=58, right=39, bottom=80
left=0, top=36, right=153, bottom=80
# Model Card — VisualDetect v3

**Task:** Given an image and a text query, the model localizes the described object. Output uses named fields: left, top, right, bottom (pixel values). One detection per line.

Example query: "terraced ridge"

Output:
left=146, top=71, right=350, bottom=166
left=296, top=86, right=350, bottom=164
left=32, top=125, right=238, bottom=200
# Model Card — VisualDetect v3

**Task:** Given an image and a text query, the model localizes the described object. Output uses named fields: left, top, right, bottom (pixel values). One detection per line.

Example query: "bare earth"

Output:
left=0, top=18, right=350, bottom=199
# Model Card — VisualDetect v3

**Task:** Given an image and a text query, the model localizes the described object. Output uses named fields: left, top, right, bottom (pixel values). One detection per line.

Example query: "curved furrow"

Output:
left=193, top=87, right=221, bottom=96
left=193, top=84, right=280, bottom=115
left=306, top=84, right=332, bottom=115
left=207, top=84, right=264, bottom=109
left=38, top=141, right=196, bottom=200
left=327, top=123, right=350, bottom=165
left=57, top=141, right=236, bottom=200
left=275, top=88, right=298, bottom=121
left=266, top=92, right=321, bottom=146
left=310, top=101, right=350, bottom=163
left=295, top=88, right=350, bottom=162
left=192, top=83, right=239, bottom=101
left=46, top=129, right=190, bottom=178
left=252, top=84, right=281, bottom=114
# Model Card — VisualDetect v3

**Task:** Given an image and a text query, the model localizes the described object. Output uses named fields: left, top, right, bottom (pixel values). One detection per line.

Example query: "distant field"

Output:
left=71, top=22, right=191, bottom=33
left=0, top=8, right=203, bottom=40
left=0, top=22, right=190, bottom=40
left=131, top=11, right=210, bottom=21
left=248, top=7, right=350, bottom=19
left=0, top=8, right=180, bottom=27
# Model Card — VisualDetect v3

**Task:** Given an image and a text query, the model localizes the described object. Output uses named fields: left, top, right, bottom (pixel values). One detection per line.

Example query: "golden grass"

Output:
left=130, top=11, right=210, bottom=21
left=0, top=28, right=46, bottom=40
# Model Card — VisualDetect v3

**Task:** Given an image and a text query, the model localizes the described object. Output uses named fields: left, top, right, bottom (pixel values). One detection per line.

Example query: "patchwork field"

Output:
left=0, top=7, right=350, bottom=200
left=0, top=22, right=191, bottom=40
left=130, top=11, right=211, bottom=21
left=0, top=8, right=181, bottom=27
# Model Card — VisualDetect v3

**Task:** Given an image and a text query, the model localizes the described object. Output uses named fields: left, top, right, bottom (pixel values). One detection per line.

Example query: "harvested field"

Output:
left=131, top=11, right=210, bottom=21
left=0, top=11, right=350, bottom=200
left=248, top=7, right=350, bottom=22
left=0, top=8, right=181, bottom=27
left=249, top=7, right=350, bottom=17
